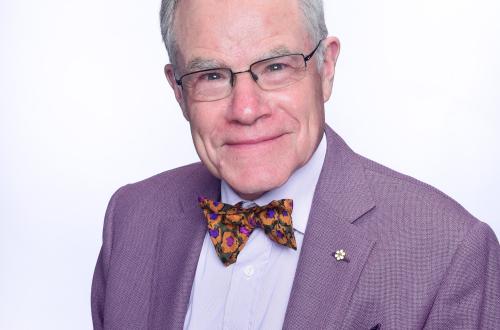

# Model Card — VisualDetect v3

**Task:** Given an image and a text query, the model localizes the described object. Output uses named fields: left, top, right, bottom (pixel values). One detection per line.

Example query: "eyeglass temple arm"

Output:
left=304, top=39, right=324, bottom=62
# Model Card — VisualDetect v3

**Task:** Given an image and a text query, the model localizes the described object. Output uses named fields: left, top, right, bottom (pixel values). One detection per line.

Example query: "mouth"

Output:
left=224, top=133, right=287, bottom=148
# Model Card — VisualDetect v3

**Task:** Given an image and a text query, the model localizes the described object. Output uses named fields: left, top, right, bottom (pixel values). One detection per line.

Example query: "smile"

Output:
left=224, top=133, right=287, bottom=148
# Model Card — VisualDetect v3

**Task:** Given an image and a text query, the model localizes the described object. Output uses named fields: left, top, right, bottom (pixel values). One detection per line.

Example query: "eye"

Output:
left=266, top=63, right=287, bottom=72
left=201, top=72, right=223, bottom=81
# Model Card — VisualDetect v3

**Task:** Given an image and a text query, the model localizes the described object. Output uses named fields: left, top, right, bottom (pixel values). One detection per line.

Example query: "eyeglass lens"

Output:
left=182, top=54, right=308, bottom=101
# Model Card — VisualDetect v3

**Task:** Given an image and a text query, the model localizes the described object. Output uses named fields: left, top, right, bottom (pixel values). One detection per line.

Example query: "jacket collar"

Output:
left=315, top=125, right=375, bottom=222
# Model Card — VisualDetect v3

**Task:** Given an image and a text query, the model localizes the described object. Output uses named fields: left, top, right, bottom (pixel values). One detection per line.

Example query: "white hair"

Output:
left=159, top=0, right=328, bottom=69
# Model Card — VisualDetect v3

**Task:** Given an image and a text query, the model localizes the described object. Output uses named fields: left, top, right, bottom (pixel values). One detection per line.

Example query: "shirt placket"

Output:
left=221, top=230, right=272, bottom=330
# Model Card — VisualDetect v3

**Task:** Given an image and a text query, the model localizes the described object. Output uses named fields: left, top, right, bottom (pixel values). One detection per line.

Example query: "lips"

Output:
left=224, top=133, right=286, bottom=147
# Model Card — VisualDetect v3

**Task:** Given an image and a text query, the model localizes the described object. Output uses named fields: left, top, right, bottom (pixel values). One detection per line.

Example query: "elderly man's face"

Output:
left=166, top=0, right=339, bottom=199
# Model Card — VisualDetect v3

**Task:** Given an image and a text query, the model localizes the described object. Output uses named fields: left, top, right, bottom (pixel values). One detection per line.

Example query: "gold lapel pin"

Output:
left=334, top=249, right=348, bottom=262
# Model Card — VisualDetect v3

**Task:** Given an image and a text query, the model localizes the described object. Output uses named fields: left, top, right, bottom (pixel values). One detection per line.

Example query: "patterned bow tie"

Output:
left=198, top=197, right=297, bottom=266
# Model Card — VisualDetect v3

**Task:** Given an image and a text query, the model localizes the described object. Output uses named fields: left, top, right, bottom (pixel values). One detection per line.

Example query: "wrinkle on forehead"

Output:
left=174, top=0, right=304, bottom=46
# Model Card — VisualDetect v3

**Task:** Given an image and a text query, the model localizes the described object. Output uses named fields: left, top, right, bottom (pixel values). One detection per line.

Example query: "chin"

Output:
left=223, top=165, right=292, bottom=200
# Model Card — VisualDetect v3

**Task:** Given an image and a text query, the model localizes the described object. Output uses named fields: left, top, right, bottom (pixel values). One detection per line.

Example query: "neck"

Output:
left=235, top=191, right=266, bottom=201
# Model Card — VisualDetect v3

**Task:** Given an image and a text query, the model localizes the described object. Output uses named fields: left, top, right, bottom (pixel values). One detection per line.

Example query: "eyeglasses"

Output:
left=175, top=40, right=323, bottom=102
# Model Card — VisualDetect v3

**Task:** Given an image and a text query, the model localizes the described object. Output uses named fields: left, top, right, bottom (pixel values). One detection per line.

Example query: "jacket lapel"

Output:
left=283, top=126, right=377, bottom=329
left=148, top=167, right=220, bottom=329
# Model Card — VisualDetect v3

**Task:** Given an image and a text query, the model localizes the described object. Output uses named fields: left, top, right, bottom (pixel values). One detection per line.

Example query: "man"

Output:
left=91, top=0, right=500, bottom=329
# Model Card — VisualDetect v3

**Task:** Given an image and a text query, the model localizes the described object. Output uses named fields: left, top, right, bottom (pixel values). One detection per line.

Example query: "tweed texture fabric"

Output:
left=92, top=125, right=500, bottom=329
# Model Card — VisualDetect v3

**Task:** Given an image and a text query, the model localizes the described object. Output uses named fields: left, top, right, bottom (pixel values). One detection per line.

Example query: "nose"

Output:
left=226, top=71, right=270, bottom=125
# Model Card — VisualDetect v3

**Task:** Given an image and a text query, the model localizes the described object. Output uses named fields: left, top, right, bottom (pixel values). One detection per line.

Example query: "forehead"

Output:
left=173, top=0, right=311, bottom=69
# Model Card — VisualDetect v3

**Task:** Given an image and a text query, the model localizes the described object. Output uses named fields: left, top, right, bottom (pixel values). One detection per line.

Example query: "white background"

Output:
left=1, top=0, right=499, bottom=329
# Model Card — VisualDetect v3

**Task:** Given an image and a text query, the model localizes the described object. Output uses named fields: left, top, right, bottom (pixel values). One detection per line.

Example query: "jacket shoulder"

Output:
left=339, top=154, right=500, bottom=330
left=357, top=154, right=482, bottom=238
left=109, top=162, right=216, bottom=212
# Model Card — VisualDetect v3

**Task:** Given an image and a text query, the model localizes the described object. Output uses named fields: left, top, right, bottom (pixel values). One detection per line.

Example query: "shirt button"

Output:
left=244, top=265, right=255, bottom=277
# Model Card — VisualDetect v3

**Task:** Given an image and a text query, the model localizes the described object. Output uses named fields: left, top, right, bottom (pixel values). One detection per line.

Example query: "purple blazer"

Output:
left=92, top=126, right=500, bottom=329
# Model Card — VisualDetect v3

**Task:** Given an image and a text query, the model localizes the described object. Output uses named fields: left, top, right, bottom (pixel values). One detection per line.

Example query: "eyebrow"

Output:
left=257, top=46, right=293, bottom=60
left=185, top=57, right=229, bottom=72
left=183, top=45, right=295, bottom=73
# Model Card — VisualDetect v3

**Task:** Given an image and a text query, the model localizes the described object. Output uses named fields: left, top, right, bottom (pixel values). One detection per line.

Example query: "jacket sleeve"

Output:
left=91, top=187, right=124, bottom=330
left=424, top=221, right=500, bottom=329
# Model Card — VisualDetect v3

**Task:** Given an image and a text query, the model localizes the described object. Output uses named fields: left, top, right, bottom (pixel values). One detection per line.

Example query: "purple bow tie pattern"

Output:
left=198, top=197, right=297, bottom=266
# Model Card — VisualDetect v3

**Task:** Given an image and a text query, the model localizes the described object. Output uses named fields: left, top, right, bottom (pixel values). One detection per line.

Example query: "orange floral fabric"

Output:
left=198, top=197, right=297, bottom=266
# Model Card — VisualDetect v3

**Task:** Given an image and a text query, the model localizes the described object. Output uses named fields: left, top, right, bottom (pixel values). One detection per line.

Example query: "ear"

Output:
left=164, top=64, right=190, bottom=120
left=320, top=37, right=341, bottom=102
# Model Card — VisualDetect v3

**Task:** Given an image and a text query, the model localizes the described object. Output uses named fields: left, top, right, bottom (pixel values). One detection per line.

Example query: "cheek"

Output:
left=273, top=80, right=325, bottom=159
left=188, top=101, right=220, bottom=139
left=265, top=90, right=301, bottom=128
left=186, top=101, right=228, bottom=166
left=266, top=82, right=323, bottom=134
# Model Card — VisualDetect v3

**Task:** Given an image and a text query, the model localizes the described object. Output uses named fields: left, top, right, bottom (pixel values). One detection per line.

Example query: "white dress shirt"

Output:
left=183, top=134, right=327, bottom=330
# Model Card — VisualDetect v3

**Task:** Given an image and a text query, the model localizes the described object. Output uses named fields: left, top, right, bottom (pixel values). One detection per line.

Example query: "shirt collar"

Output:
left=221, top=133, right=327, bottom=234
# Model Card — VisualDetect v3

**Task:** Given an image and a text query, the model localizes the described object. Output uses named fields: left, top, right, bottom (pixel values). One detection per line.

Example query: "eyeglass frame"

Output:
left=174, top=39, right=324, bottom=99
